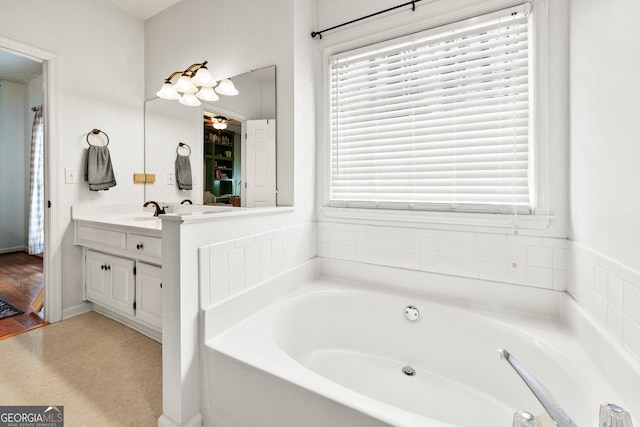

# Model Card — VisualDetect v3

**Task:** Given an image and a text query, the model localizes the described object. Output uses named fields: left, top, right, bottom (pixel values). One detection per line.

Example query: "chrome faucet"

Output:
left=143, top=201, right=165, bottom=217
left=498, top=349, right=578, bottom=427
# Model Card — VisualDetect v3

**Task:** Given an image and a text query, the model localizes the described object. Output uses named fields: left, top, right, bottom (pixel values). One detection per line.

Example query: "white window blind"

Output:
left=328, top=4, right=533, bottom=213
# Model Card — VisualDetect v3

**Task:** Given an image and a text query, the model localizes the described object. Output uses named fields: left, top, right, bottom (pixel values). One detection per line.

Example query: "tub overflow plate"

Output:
left=404, top=305, right=420, bottom=321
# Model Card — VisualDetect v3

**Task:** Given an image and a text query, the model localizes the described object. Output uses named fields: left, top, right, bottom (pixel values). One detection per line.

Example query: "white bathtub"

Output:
left=203, top=261, right=640, bottom=427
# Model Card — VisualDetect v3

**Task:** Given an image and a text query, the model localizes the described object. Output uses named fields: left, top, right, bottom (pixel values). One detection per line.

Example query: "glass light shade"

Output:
left=179, top=92, right=201, bottom=107
left=196, top=86, right=219, bottom=101
left=215, top=78, right=239, bottom=96
left=212, top=116, right=227, bottom=129
left=191, top=67, right=217, bottom=87
left=156, top=82, right=181, bottom=100
left=174, top=75, right=198, bottom=93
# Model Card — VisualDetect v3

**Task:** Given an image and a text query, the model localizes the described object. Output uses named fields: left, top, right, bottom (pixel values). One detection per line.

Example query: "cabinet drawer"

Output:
left=128, top=234, right=161, bottom=259
left=78, top=225, right=127, bottom=251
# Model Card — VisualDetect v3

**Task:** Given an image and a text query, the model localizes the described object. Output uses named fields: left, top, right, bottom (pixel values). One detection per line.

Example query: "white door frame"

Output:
left=0, top=36, right=62, bottom=323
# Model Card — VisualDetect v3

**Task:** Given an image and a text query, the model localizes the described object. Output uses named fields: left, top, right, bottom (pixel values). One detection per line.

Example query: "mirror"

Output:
left=144, top=65, right=276, bottom=207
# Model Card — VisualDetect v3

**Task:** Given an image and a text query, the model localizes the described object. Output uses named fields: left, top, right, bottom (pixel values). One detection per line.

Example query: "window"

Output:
left=327, top=4, right=533, bottom=214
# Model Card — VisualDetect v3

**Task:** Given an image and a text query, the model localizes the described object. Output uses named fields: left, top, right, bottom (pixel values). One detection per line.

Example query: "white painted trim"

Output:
left=320, top=206, right=552, bottom=231
left=93, top=305, right=162, bottom=343
left=318, top=0, right=553, bottom=221
left=530, top=0, right=551, bottom=215
left=0, top=246, right=28, bottom=254
left=44, top=55, right=62, bottom=323
left=62, top=302, right=93, bottom=320
left=157, top=413, right=202, bottom=427
left=201, top=103, right=249, bottom=122
left=0, top=36, right=62, bottom=323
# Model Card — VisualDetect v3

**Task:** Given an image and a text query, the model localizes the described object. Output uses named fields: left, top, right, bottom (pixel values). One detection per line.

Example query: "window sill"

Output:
left=319, top=206, right=552, bottom=231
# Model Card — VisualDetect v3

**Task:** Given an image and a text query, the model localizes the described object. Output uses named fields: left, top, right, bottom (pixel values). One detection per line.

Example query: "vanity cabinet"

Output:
left=75, top=221, right=162, bottom=342
left=85, top=250, right=135, bottom=316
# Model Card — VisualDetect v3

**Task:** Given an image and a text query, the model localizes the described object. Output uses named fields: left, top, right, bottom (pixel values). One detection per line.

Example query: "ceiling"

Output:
left=0, top=50, right=42, bottom=84
left=0, top=1, right=179, bottom=84
left=107, top=0, right=181, bottom=19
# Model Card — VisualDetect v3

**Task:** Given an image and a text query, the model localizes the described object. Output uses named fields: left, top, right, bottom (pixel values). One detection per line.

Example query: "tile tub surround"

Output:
left=199, top=223, right=316, bottom=307
left=316, top=220, right=640, bottom=365
left=567, top=242, right=640, bottom=362
left=317, top=221, right=569, bottom=291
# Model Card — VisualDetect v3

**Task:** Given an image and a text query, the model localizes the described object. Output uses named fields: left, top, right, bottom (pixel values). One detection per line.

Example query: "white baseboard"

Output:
left=93, top=305, right=162, bottom=343
left=62, top=302, right=93, bottom=320
left=0, top=246, right=27, bottom=254
left=158, top=413, right=202, bottom=427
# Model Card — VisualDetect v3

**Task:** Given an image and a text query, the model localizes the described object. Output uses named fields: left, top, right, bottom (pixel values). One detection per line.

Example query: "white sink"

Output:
left=128, top=216, right=159, bottom=221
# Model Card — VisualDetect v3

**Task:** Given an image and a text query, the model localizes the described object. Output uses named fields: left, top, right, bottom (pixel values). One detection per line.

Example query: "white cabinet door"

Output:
left=85, top=250, right=135, bottom=316
left=85, top=250, right=110, bottom=305
left=135, top=262, right=162, bottom=329
left=109, top=256, right=136, bottom=316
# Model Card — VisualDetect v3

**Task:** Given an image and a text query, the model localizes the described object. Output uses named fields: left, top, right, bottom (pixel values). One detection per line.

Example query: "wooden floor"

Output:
left=0, top=252, right=46, bottom=340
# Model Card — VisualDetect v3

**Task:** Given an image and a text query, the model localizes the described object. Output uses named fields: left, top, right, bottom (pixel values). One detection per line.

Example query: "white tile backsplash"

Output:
left=623, top=317, right=640, bottom=362
left=199, top=219, right=640, bottom=365
left=324, top=221, right=640, bottom=365
left=567, top=241, right=640, bottom=363
left=608, top=274, right=624, bottom=309
left=318, top=220, right=569, bottom=291
left=527, top=246, right=553, bottom=268
left=199, top=223, right=316, bottom=306
left=228, top=248, right=245, bottom=273
left=624, top=283, right=640, bottom=325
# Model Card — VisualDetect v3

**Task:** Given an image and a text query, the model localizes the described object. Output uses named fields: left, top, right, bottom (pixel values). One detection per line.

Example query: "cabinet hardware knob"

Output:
left=106, top=265, right=111, bottom=270
left=101, top=265, right=105, bottom=270
left=160, top=282, right=162, bottom=288
left=136, top=243, right=144, bottom=250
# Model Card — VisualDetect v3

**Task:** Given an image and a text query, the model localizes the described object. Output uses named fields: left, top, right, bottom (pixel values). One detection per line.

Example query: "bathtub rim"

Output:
left=204, top=258, right=565, bottom=343
left=202, top=258, right=640, bottom=425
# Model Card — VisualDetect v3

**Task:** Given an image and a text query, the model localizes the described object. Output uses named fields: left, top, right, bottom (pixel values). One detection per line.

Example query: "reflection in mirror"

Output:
left=144, top=65, right=276, bottom=208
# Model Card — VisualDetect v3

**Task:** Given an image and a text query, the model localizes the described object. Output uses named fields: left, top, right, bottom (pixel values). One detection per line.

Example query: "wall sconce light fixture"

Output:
left=156, top=61, right=239, bottom=106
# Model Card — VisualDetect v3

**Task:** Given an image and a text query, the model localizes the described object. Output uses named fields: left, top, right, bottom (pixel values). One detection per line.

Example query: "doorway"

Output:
left=0, top=36, right=62, bottom=324
left=0, top=49, right=46, bottom=338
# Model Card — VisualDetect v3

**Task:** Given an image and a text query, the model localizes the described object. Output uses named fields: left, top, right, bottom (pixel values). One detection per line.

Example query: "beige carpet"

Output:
left=0, top=312, right=162, bottom=426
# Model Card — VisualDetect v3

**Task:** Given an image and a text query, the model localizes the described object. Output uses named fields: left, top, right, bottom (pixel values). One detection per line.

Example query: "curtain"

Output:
left=28, top=105, right=44, bottom=255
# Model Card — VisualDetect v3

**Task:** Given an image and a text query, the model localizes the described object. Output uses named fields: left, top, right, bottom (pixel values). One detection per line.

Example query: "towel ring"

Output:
left=177, top=142, right=191, bottom=156
left=86, top=129, right=109, bottom=147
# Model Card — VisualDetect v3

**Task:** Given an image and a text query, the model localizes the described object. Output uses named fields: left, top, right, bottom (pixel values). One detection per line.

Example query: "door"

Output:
left=135, top=262, right=162, bottom=329
left=0, top=37, right=62, bottom=324
left=243, top=119, right=276, bottom=207
left=85, top=250, right=109, bottom=305
left=85, top=250, right=135, bottom=316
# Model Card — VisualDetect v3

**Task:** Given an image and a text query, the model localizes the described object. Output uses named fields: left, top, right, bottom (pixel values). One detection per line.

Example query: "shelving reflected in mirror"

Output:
left=144, top=65, right=276, bottom=207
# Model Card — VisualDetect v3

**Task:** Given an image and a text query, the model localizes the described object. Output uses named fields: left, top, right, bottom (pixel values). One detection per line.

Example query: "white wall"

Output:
left=144, top=98, right=201, bottom=203
left=0, top=80, right=27, bottom=252
left=146, top=0, right=301, bottom=208
left=569, top=0, right=640, bottom=272
left=146, top=1, right=317, bottom=425
left=568, top=0, right=640, bottom=361
left=0, top=0, right=146, bottom=314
